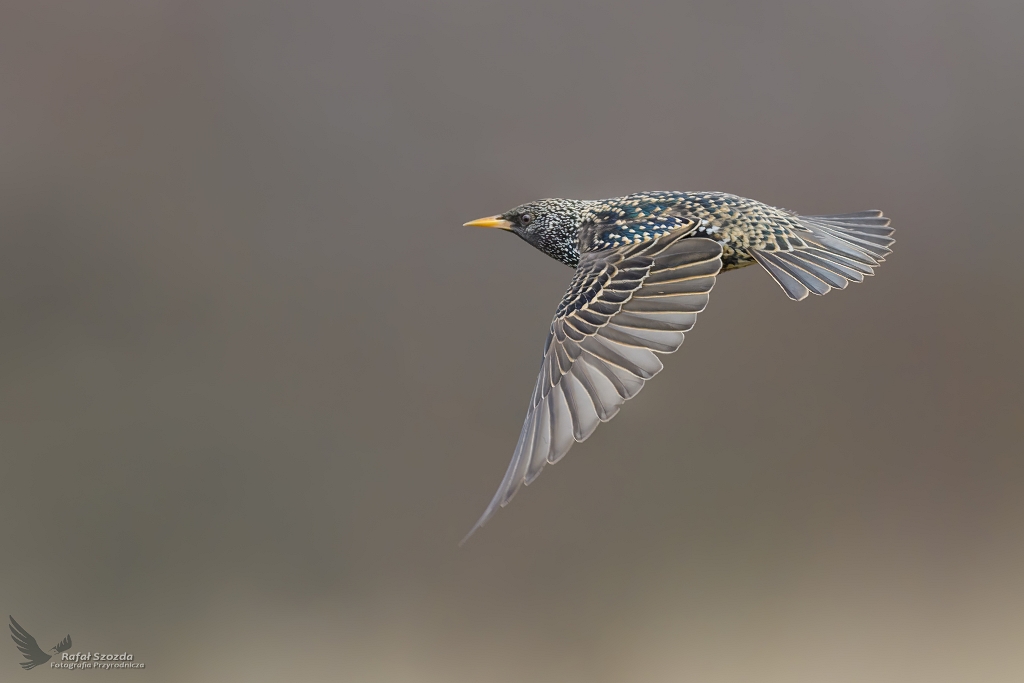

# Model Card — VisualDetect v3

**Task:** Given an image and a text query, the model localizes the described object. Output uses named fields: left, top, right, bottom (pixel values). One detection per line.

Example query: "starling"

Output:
left=461, top=191, right=894, bottom=543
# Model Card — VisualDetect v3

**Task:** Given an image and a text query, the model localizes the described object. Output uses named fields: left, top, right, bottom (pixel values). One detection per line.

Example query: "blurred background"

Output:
left=1, top=1, right=1022, bottom=681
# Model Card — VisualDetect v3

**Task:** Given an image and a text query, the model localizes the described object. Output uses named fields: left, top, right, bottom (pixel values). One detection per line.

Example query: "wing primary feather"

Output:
left=583, top=351, right=645, bottom=399
left=458, top=404, right=535, bottom=546
left=496, top=409, right=535, bottom=509
left=572, top=359, right=619, bottom=421
left=558, top=372, right=596, bottom=441
left=525, top=398, right=553, bottom=485
left=547, top=383, right=576, bottom=464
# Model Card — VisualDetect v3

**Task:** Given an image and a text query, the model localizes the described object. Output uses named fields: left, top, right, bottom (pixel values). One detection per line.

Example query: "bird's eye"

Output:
left=520, top=212, right=534, bottom=227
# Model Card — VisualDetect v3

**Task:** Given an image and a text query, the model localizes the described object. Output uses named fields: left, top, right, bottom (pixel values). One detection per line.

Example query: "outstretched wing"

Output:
left=54, top=634, right=72, bottom=653
left=461, top=232, right=723, bottom=543
left=9, top=616, right=52, bottom=670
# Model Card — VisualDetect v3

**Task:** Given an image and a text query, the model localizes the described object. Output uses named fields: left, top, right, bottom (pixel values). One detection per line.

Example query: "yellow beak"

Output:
left=463, top=215, right=513, bottom=230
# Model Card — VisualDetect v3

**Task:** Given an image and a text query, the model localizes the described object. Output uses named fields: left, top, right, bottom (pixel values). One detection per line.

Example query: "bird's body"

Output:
left=581, top=191, right=818, bottom=270
left=461, top=191, right=894, bottom=543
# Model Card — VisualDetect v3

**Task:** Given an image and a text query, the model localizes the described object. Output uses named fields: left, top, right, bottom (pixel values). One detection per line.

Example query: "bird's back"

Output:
left=582, top=191, right=809, bottom=269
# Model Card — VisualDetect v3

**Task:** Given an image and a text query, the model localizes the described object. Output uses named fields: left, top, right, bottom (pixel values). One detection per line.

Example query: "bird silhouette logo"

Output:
left=9, top=616, right=72, bottom=670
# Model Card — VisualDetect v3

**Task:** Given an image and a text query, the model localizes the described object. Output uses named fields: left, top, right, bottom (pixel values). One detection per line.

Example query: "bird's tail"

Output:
left=751, top=210, right=894, bottom=300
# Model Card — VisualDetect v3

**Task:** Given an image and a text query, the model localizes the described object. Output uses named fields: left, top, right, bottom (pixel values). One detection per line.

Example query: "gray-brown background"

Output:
left=1, top=1, right=1022, bottom=681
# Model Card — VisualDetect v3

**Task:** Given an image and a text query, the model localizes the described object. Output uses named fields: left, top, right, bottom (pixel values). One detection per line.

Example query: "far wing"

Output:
left=461, top=233, right=722, bottom=543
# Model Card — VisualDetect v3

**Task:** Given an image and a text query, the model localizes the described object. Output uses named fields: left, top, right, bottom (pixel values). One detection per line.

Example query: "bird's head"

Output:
left=464, top=198, right=588, bottom=268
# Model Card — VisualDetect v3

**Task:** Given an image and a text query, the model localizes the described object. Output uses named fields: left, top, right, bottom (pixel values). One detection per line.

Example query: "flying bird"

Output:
left=461, top=191, right=894, bottom=543
left=9, top=616, right=72, bottom=670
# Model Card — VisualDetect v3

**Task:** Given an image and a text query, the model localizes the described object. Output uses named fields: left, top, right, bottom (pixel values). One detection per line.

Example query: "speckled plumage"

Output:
left=582, top=191, right=812, bottom=269
left=503, top=191, right=819, bottom=270
left=461, top=191, right=894, bottom=543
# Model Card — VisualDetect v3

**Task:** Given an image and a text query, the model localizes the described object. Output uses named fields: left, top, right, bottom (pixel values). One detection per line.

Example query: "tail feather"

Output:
left=775, top=252, right=849, bottom=289
left=750, top=250, right=814, bottom=300
left=820, top=222, right=895, bottom=237
left=783, top=249, right=864, bottom=283
left=805, top=210, right=889, bottom=226
left=811, top=222, right=895, bottom=245
left=802, top=246, right=876, bottom=275
left=807, top=210, right=884, bottom=220
left=755, top=211, right=894, bottom=301
left=802, top=219, right=893, bottom=260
